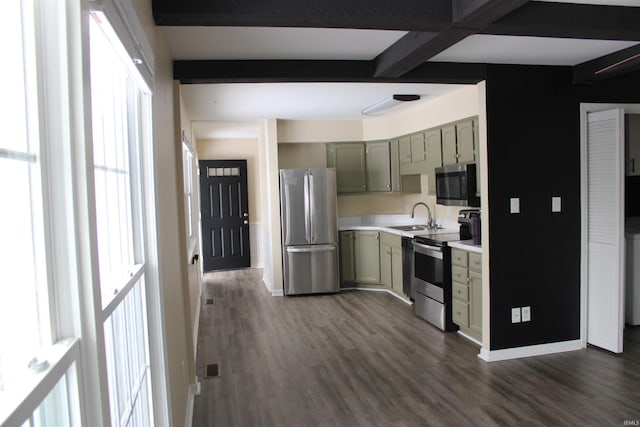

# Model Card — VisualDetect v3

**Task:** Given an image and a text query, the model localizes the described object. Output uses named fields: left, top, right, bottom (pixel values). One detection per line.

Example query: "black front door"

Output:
left=199, top=160, right=250, bottom=271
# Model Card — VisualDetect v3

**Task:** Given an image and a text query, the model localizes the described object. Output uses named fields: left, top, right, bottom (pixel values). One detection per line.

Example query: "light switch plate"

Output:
left=510, top=198, right=520, bottom=214
left=552, top=196, right=562, bottom=212
left=522, top=306, right=531, bottom=322
left=511, top=307, right=521, bottom=323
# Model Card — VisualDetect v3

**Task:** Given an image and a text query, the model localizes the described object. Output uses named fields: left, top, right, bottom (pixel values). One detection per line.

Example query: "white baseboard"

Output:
left=478, top=339, right=583, bottom=362
left=457, top=330, right=482, bottom=347
left=261, top=272, right=284, bottom=296
left=193, top=289, right=202, bottom=358
left=185, top=379, right=200, bottom=427
left=340, top=286, right=412, bottom=305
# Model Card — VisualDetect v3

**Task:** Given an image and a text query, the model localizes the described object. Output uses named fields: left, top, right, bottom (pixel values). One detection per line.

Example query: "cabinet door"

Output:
left=339, top=231, right=355, bottom=283
left=424, top=128, right=443, bottom=195
left=334, top=143, right=366, bottom=193
left=354, top=231, right=380, bottom=283
left=398, top=136, right=412, bottom=164
left=380, top=242, right=392, bottom=288
left=366, top=141, right=391, bottom=192
left=391, top=245, right=403, bottom=294
left=410, top=132, right=426, bottom=162
left=442, top=124, right=458, bottom=165
left=389, top=139, right=402, bottom=192
left=469, top=270, right=483, bottom=339
left=456, top=119, right=476, bottom=163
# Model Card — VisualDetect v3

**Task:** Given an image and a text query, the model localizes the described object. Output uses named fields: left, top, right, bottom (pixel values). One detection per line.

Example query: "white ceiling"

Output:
left=430, top=35, right=638, bottom=66
left=164, top=27, right=406, bottom=61
left=165, top=0, right=640, bottom=139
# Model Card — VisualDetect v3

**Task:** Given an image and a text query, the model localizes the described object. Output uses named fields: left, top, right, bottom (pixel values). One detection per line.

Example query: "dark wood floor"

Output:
left=193, top=269, right=640, bottom=426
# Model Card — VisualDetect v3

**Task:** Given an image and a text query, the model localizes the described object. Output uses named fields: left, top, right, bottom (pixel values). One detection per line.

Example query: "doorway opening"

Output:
left=580, top=103, right=640, bottom=354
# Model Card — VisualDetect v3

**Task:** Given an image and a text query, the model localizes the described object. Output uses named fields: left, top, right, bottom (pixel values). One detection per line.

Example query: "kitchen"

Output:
left=186, top=64, right=640, bottom=363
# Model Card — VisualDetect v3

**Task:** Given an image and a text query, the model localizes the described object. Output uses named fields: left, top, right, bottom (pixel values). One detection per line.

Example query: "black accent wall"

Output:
left=485, top=66, right=640, bottom=351
left=485, top=65, right=581, bottom=350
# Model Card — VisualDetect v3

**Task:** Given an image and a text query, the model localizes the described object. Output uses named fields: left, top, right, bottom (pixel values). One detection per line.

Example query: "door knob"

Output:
left=243, top=220, right=248, bottom=224
left=243, top=213, right=248, bottom=217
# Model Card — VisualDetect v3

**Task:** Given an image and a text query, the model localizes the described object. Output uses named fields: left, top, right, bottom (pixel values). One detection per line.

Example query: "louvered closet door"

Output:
left=586, top=109, right=625, bottom=353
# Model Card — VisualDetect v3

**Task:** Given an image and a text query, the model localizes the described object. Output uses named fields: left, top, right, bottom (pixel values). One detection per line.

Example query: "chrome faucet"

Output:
left=410, top=202, right=433, bottom=228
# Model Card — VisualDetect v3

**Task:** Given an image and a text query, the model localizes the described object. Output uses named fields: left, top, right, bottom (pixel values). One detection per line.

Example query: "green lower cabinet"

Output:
left=340, top=230, right=406, bottom=292
left=451, top=248, right=482, bottom=342
left=354, top=230, right=381, bottom=284
left=339, top=231, right=356, bottom=285
left=391, top=245, right=403, bottom=294
left=380, top=232, right=403, bottom=294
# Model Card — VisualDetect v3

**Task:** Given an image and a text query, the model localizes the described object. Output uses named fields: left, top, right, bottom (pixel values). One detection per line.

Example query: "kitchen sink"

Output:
left=388, top=224, right=431, bottom=231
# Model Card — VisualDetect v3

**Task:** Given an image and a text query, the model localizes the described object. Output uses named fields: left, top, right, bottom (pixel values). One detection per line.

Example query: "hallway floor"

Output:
left=193, top=269, right=640, bottom=426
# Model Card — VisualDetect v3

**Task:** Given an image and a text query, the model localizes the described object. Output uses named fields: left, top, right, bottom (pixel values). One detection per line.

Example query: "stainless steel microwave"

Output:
left=435, top=163, right=480, bottom=207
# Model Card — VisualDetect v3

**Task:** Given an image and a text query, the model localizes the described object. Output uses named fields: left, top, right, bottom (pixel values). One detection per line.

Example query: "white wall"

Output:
left=262, top=119, right=284, bottom=293
left=132, top=0, right=194, bottom=425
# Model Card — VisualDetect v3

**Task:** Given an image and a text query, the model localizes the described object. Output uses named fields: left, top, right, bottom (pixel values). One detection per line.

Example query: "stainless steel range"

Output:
left=412, top=233, right=460, bottom=331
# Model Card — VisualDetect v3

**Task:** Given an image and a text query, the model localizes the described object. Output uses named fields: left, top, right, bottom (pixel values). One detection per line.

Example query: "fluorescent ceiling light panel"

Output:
left=361, top=94, right=420, bottom=116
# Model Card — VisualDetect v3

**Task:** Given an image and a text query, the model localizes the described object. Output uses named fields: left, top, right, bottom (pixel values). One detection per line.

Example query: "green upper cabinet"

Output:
left=442, top=123, right=458, bottom=165
left=410, top=132, right=426, bottom=162
left=327, top=142, right=366, bottom=194
left=456, top=118, right=476, bottom=163
left=424, top=127, right=443, bottom=195
left=398, top=135, right=412, bottom=164
left=389, top=139, right=401, bottom=192
left=365, top=141, right=391, bottom=192
left=399, top=131, right=428, bottom=175
left=442, top=117, right=478, bottom=166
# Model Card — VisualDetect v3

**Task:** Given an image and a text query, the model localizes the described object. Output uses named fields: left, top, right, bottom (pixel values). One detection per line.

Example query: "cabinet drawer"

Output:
left=452, top=299, right=469, bottom=328
left=380, top=232, right=401, bottom=247
left=452, top=266, right=468, bottom=284
left=451, top=248, right=468, bottom=268
left=469, top=252, right=482, bottom=272
left=452, top=281, right=469, bottom=302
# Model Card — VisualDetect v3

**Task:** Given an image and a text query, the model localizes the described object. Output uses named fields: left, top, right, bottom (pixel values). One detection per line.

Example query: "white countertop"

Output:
left=337, top=214, right=459, bottom=238
left=448, top=240, right=483, bottom=254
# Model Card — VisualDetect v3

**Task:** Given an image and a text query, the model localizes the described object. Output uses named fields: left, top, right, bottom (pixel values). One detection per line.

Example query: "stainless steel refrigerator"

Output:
left=279, top=168, right=339, bottom=295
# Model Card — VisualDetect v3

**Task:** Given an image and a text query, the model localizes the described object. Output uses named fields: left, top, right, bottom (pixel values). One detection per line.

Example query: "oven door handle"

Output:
left=412, top=242, right=443, bottom=259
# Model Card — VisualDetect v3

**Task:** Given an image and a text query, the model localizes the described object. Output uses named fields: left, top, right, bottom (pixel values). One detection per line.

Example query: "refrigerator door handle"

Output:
left=308, top=171, right=315, bottom=243
left=286, top=245, right=336, bottom=253
left=303, top=173, right=311, bottom=243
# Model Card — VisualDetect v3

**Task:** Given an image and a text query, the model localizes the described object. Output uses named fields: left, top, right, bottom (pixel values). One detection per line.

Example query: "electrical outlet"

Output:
left=511, top=307, right=521, bottom=323
left=522, top=306, right=531, bottom=322
left=510, top=197, right=520, bottom=214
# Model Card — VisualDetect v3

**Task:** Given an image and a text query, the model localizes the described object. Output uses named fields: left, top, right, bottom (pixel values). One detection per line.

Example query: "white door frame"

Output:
left=580, top=103, right=640, bottom=349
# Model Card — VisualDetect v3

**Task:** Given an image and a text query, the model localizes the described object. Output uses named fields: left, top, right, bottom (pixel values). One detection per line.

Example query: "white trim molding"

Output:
left=336, top=287, right=412, bottom=305
left=260, top=270, right=284, bottom=296
left=478, top=340, right=583, bottom=362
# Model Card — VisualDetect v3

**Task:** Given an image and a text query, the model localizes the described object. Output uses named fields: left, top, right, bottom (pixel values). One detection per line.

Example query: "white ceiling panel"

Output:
left=163, top=26, right=407, bottom=60
left=181, top=82, right=466, bottom=124
left=430, top=35, right=639, bottom=66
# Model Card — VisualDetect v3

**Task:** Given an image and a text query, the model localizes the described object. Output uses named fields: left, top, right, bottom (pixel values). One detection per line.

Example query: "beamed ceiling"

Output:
left=153, top=0, right=640, bottom=129
left=153, top=0, right=640, bottom=85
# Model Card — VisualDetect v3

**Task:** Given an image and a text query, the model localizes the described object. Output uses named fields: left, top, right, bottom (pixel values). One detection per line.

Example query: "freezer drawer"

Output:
left=283, top=244, right=339, bottom=295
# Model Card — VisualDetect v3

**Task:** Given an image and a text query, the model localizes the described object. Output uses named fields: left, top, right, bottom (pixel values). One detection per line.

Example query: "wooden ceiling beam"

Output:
left=373, top=0, right=529, bottom=78
left=173, top=60, right=486, bottom=84
left=153, top=0, right=451, bottom=31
